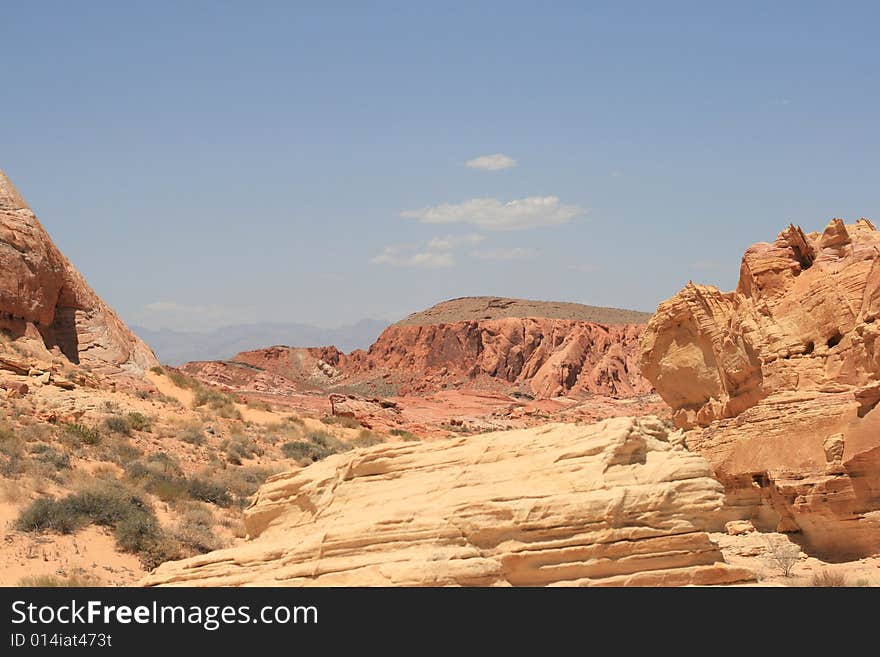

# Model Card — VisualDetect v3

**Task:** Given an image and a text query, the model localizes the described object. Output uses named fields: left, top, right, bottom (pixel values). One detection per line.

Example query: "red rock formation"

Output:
left=639, top=219, right=880, bottom=559
left=344, top=319, right=650, bottom=398
left=0, top=168, right=157, bottom=375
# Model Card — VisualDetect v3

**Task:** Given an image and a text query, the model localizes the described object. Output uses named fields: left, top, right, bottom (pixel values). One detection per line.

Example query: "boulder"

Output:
left=640, top=219, right=880, bottom=559
left=142, top=416, right=754, bottom=587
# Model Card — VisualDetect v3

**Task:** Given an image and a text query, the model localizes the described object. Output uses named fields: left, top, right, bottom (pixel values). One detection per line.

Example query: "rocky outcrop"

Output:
left=639, top=219, right=880, bottom=560
left=179, top=299, right=653, bottom=400
left=142, top=416, right=754, bottom=587
left=0, top=168, right=157, bottom=376
left=345, top=319, right=651, bottom=398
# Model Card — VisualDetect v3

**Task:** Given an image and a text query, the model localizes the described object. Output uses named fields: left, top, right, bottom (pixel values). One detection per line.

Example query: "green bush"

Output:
left=63, top=423, right=101, bottom=445
left=149, top=366, right=165, bottom=375
left=281, top=431, right=348, bottom=463
left=15, top=482, right=171, bottom=567
left=281, top=441, right=316, bottom=460
left=114, top=513, right=161, bottom=553
left=126, top=412, right=152, bottom=432
left=15, top=497, right=84, bottom=533
left=185, top=478, right=232, bottom=507
left=104, top=415, right=132, bottom=435
left=31, top=445, right=71, bottom=471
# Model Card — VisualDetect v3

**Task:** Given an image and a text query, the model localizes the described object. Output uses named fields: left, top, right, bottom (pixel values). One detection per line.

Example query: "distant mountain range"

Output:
left=132, top=319, right=390, bottom=365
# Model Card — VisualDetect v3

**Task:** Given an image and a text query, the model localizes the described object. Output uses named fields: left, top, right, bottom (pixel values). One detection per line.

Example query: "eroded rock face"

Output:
left=347, top=318, right=650, bottom=398
left=639, top=219, right=880, bottom=559
left=0, top=169, right=157, bottom=376
left=142, top=416, right=753, bottom=587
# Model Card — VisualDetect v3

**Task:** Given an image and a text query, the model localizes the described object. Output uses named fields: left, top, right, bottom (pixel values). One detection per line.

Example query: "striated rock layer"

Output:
left=345, top=318, right=651, bottom=398
left=142, top=416, right=754, bottom=587
left=0, top=168, right=157, bottom=376
left=639, top=219, right=880, bottom=559
left=209, top=318, right=652, bottom=399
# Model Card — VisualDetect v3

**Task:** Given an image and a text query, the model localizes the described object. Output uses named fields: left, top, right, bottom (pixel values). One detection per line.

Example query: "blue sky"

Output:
left=3, top=2, right=879, bottom=331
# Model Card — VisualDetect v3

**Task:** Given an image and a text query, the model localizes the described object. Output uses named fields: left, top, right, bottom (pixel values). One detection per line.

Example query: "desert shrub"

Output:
left=125, top=453, right=188, bottom=501
left=321, top=415, right=362, bottom=429
left=217, top=465, right=277, bottom=507
left=15, top=481, right=170, bottom=566
left=18, top=423, right=54, bottom=443
left=63, top=423, right=101, bottom=446
left=171, top=503, right=224, bottom=554
left=18, top=569, right=101, bottom=587
left=150, top=366, right=165, bottom=375
left=765, top=537, right=800, bottom=577
left=280, top=441, right=315, bottom=461
left=125, top=412, right=152, bottom=432
left=286, top=416, right=305, bottom=427
left=15, top=497, right=81, bottom=533
left=166, top=370, right=192, bottom=388
left=222, top=435, right=262, bottom=465
left=104, top=415, right=132, bottom=435
left=104, top=412, right=152, bottom=436
left=135, top=390, right=151, bottom=400
left=114, top=513, right=162, bottom=553
left=185, top=477, right=232, bottom=507
left=0, top=426, right=25, bottom=476
left=180, top=424, right=205, bottom=445
left=811, top=570, right=847, bottom=587
left=389, top=428, right=419, bottom=441
left=30, top=445, right=71, bottom=472
left=352, top=429, right=383, bottom=448
left=137, top=535, right=186, bottom=571
left=97, top=436, right=143, bottom=466
left=281, top=430, right=348, bottom=463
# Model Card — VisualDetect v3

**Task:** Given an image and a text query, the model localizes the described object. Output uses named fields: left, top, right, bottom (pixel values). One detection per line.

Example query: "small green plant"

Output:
left=63, top=423, right=102, bottom=446
left=149, top=366, right=165, bottom=375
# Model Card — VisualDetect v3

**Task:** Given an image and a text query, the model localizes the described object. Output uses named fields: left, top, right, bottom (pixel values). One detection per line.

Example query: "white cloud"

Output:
left=401, top=196, right=584, bottom=231
left=426, top=233, right=485, bottom=250
left=471, top=247, right=537, bottom=261
left=370, top=245, right=455, bottom=269
left=465, top=153, right=517, bottom=171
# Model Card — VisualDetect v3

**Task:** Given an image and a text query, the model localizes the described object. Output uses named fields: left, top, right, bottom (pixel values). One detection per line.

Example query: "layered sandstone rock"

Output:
left=142, top=416, right=753, bottom=587
left=0, top=169, right=157, bottom=376
left=180, top=298, right=653, bottom=400
left=346, top=318, right=651, bottom=398
left=639, top=219, right=880, bottom=559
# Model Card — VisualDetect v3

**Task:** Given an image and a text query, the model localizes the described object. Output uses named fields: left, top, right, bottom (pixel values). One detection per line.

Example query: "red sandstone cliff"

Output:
left=0, top=168, right=157, bottom=376
left=639, top=218, right=880, bottom=559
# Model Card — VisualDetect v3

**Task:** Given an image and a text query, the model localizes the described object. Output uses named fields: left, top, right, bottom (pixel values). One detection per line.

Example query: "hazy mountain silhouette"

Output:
left=132, top=319, right=389, bottom=365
